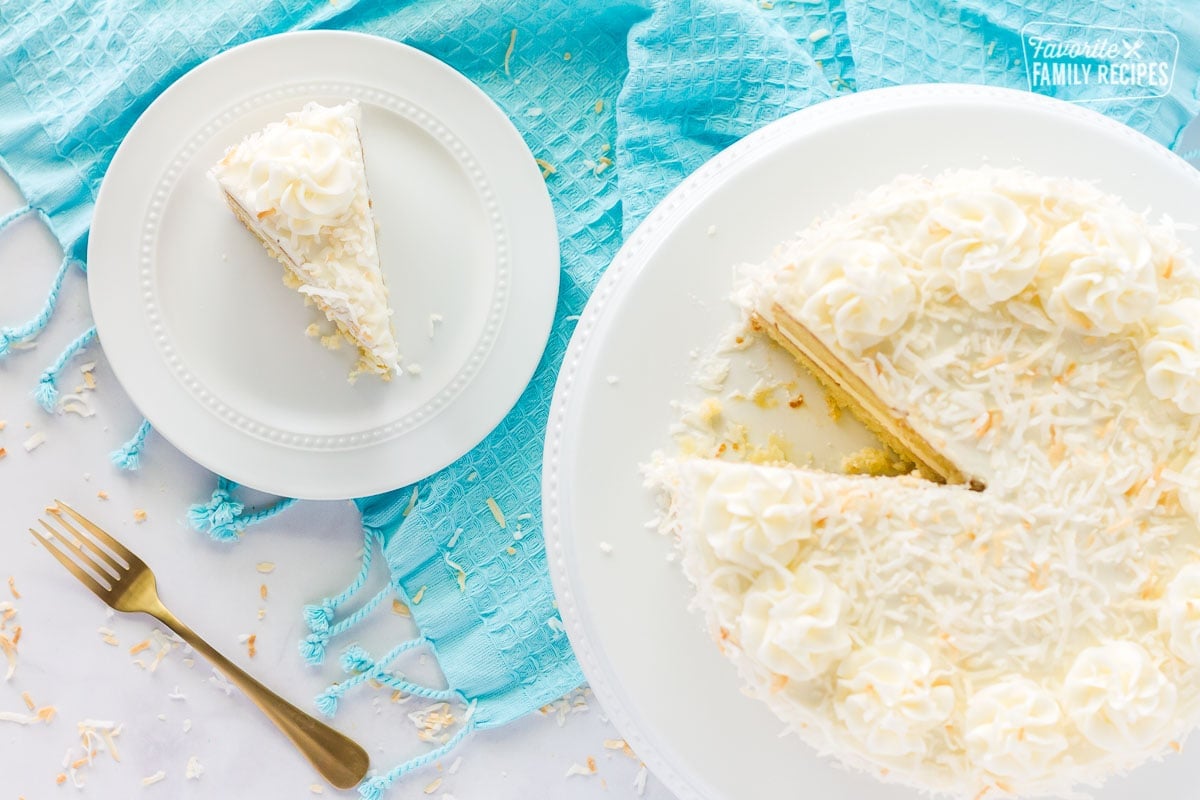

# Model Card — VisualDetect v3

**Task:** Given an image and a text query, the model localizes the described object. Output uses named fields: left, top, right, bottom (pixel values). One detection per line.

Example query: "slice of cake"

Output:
left=211, top=101, right=401, bottom=380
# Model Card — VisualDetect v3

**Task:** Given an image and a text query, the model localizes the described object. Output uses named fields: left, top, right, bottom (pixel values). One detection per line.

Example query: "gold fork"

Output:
left=30, top=500, right=370, bottom=789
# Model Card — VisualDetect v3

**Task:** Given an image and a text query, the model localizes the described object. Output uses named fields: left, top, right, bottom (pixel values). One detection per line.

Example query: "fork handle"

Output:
left=150, top=607, right=370, bottom=789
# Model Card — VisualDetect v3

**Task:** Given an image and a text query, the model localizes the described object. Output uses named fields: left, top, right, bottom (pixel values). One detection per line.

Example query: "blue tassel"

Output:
left=300, top=633, right=327, bottom=665
left=303, top=603, right=334, bottom=636
left=111, top=419, right=152, bottom=471
left=358, top=777, right=389, bottom=800
left=188, top=481, right=246, bottom=541
left=340, top=645, right=374, bottom=674
left=29, top=325, right=95, bottom=413
left=314, top=690, right=340, bottom=718
left=32, top=376, right=57, bottom=413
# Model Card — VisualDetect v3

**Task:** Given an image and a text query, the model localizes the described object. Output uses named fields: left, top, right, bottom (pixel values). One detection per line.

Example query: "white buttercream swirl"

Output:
left=835, top=641, right=954, bottom=758
left=1161, top=564, right=1200, bottom=666
left=964, top=678, right=1068, bottom=778
left=913, top=191, right=1040, bottom=309
left=1140, top=299, right=1200, bottom=414
left=1063, top=642, right=1176, bottom=751
left=699, top=465, right=810, bottom=571
left=245, top=117, right=357, bottom=236
left=737, top=566, right=851, bottom=682
left=1038, top=211, right=1158, bottom=334
left=797, top=240, right=918, bottom=354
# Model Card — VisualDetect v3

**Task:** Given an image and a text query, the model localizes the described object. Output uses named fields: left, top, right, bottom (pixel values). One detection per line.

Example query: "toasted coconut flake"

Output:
left=503, top=28, right=517, bottom=76
left=255, top=562, right=275, bottom=574
left=22, top=432, right=45, bottom=452
left=133, top=509, right=147, bottom=523
left=141, top=770, right=166, bottom=786
left=97, top=490, right=109, bottom=500
left=392, top=599, right=410, bottom=617
left=443, top=553, right=467, bottom=592
left=634, top=765, right=648, bottom=795
left=0, top=447, right=7, bottom=459
left=423, top=778, right=443, bottom=794
left=486, top=497, right=506, bottom=528
left=7, top=578, right=18, bottom=599
left=411, top=585, right=427, bottom=605
left=402, top=486, right=419, bottom=516
left=185, top=756, right=204, bottom=780
left=259, top=583, right=268, bottom=601
left=0, top=633, right=17, bottom=676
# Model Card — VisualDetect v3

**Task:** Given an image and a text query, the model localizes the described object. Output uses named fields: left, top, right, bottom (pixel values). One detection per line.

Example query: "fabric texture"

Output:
left=3, top=0, right=1200, bottom=794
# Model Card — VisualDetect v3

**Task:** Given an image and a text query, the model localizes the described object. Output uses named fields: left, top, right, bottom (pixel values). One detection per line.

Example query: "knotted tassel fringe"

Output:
left=188, top=477, right=296, bottom=543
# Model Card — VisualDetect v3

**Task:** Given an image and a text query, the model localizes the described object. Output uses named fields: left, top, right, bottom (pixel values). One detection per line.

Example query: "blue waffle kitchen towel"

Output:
left=3, top=1, right=1200, bottom=796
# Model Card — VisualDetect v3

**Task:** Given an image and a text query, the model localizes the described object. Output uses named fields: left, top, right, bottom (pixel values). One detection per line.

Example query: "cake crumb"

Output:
left=428, top=313, right=444, bottom=339
left=305, top=323, right=321, bottom=338
left=598, top=542, right=613, bottom=554
left=133, top=509, right=147, bottom=523
left=606, top=375, right=619, bottom=385
left=707, top=224, right=718, bottom=237
left=824, top=393, right=843, bottom=422
left=407, top=363, right=423, bottom=376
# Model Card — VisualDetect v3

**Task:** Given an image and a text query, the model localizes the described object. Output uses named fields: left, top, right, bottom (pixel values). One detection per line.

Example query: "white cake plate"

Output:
left=89, top=31, right=559, bottom=499
left=543, top=84, right=1200, bottom=800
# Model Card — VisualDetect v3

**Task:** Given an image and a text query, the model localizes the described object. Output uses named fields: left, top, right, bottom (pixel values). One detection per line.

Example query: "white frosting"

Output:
left=1177, top=453, right=1200, bottom=522
left=795, top=240, right=917, bottom=354
left=1038, top=211, right=1159, bottom=334
left=699, top=465, right=808, bottom=570
left=912, top=190, right=1040, bottom=309
left=1063, top=642, right=1176, bottom=751
left=737, top=566, right=851, bottom=682
left=1161, top=565, right=1200, bottom=666
left=1140, top=299, right=1200, bottom=414
left=245, top=127, right=356, bottom=236
left=964, top=678, right=1068, bottom=779
left=834, top=641, right=954, bottom=758
left=664, top=167, right=1200, bottom=797
left=212, top=101, right=401, bottom=376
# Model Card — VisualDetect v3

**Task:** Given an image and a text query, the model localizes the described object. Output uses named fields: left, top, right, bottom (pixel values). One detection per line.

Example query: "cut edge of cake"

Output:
left=751, top=304, right=981, bottom=490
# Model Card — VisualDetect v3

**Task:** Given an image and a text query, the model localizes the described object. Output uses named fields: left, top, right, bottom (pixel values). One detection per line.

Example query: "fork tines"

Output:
left=30, top=501, right=133, bottom=595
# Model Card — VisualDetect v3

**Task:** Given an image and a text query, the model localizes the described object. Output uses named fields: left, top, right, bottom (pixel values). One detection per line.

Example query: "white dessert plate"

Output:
left=544, top=84, right=1200, bottom=800
left=89, top=31, right=558, bottom=499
